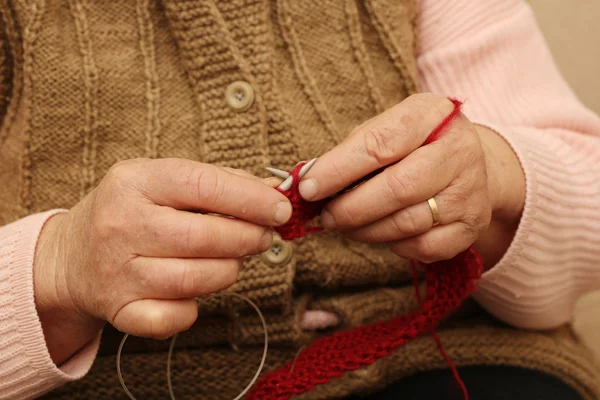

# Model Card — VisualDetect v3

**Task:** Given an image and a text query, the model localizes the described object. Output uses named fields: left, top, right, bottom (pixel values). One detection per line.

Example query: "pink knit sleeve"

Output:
left=0, top=211, right=100, bottom=399
left=417, top=0, right=600, bottom=329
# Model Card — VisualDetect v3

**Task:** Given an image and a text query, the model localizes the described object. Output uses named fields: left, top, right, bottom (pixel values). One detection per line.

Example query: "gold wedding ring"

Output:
left=427, top=197, right=441, bottom=227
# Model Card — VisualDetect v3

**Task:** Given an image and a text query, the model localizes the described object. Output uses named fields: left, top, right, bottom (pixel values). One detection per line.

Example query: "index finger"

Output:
left=124, top=159, right=292, bottom=226
left=299, top=94, right=456, bottom=201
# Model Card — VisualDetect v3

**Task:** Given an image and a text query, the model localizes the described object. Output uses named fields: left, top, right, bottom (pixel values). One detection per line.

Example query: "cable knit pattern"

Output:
left=0, top=0, right=599, bottom=399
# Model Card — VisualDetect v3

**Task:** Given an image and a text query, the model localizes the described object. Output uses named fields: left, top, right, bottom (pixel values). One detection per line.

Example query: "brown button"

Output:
left=261, top=235, right=293, bottom=266
left=225, top=81, right=255, bottom=112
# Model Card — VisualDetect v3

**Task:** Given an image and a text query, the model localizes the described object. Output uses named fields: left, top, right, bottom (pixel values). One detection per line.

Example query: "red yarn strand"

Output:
left=256, top=98, right=478, bottom=400
left=424, top=98, right=464, bottom=145
left=411, top=260, right=469, bottom=399
left=431, top=331, right=470, bottom=400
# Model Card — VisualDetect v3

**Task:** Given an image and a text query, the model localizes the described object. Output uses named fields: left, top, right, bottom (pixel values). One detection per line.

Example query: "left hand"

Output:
left=299, top=93, right=524, bottom=264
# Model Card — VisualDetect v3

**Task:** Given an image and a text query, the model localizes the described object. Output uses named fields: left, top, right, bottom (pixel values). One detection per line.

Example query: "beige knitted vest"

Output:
left=1, top=1, right=598, bottom=399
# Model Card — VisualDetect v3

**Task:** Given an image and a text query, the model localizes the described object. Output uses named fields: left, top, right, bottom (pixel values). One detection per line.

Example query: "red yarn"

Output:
left=424, top=98, right=464, bottom=145
left=256, top=98, right=479, bottom=400
left=274, top=164, right=328, bottom=240
left=248, top=249, right=481, bottom=400
left=410, top=262, right=469, bottom=399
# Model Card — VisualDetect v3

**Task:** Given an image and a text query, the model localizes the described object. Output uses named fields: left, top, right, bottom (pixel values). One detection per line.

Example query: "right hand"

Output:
left=33, top=158, right=291, bottom=362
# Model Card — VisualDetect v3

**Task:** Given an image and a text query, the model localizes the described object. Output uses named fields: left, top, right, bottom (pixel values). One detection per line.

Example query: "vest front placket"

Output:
left=162, top=0, right=301, bottom=339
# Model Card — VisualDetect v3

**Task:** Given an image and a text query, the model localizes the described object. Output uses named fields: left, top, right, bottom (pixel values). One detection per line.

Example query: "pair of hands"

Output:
left=34, top=94, right=525, bottom=365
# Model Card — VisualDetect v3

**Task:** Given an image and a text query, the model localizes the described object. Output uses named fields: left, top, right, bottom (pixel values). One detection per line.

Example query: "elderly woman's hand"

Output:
left=34, top=158, right=291, bottom=364
left=299, top=93, right=525, bottom=265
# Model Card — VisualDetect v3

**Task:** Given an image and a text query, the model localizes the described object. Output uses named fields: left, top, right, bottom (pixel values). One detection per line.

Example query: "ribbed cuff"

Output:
left=472, top=125, right=600, bottom=329
left=0, top=211, right=100, bottom=399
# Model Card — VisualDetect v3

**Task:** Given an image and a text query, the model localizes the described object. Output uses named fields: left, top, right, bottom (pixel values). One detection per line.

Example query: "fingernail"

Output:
left=299, top=179, right=318, bottom=200
left=321, top=210, right=336, bottom=229
left=274, top=201, right=292, bottom=225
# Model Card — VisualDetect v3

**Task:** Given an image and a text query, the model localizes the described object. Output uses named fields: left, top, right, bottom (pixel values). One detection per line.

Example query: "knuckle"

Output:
left=262, top=177, right=282, bottom=188
left=257, top=229, right=274, bottom=252
left=92, top=208, right=123, bottom=240
left=106, top=160, right=140, bottom=186
left=461, top=137, right=483, bottom=163
left=462, top=126, right=481, bottom=148
left=186, top=219, right=212, bottom=254
left=464, top=207, right=490, bottom=234
left=408, top=93, right=458, bottom=127
left=187, top=260, right=239, bottom=296
left=238, top=226, right=271, bottom=256
left=412, top=92, right=455, bottom=114
left=414, top=236, right=448, bottom=263
left=330, top=160, right=347, bottom=182
left=459, top=217, right=478, bottom=238
left=445, top=132, right=469, bottom=158
left=177, top=263, right=199, bottom=297
left=445, top=187, right=469, bottom=208
left=406, top=92, right=445, bottom=107
left=404, top=92, right=426, bottom=106
left=335, top=202, right=359, bottom=228
left=384, top=169, right=416, bottom=204
left=393, top=208, right=418, bottom=234
left=359, top=225, right=379, bottom=241
left=456, top=222, right=479, bottom=250
left=432, top=95, right=456, bottom=115
left=186, top=164, right=225, bottom=208
left=362, top=127, right=397, bottom=166
left=215, top=260, right=240, bottom=290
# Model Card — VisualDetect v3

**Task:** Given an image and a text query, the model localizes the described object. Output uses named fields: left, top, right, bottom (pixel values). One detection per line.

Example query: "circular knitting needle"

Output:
left=275, top=158, right=317, bottom=191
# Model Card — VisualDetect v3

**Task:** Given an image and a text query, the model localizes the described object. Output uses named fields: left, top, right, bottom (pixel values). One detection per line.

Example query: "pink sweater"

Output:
left=1, top=0, right=599, bottom=398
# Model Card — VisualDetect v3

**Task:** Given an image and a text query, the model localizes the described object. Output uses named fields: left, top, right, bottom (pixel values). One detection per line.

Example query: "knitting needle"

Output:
left=270, top=159, right=385, bottom=195
left=265, top=167, right=290, bottom=179
left=273, top=158, right=317, bottom=191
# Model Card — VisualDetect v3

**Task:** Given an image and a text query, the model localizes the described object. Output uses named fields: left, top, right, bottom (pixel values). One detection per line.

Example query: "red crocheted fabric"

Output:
left=257, top=98, right=482, bottom=400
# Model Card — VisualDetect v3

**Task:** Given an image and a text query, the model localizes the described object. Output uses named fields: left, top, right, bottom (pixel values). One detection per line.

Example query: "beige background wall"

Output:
left=528, top=0, right=600, bottom=360
left=530, top=0, right=600, bottom=114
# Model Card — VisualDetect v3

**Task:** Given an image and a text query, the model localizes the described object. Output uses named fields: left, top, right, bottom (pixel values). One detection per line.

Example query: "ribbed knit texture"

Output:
left=0, top=0, right=599, bottom=399
left=0, top=211, right=99, bottom=399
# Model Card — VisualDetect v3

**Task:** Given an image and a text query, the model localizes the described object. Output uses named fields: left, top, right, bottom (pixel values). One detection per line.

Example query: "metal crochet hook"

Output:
left=267, top=158, right=317, bottom=191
